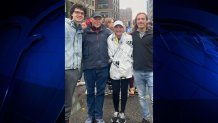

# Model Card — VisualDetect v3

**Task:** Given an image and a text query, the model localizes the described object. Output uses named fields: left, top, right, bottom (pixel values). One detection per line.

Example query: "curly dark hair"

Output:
left=70, top=3, right=87, bottom=19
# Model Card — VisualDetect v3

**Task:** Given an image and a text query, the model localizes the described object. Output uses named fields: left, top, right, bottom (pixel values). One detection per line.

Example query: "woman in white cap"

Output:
left=107, top=20, right=133, bottom=123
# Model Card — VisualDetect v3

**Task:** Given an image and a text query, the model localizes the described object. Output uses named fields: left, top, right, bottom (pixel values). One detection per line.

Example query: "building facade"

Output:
left=147, top=0, right=153, bottom=22
left=95, top=0, right=119, bottom=20
left=120, top=8, right=132, bottom=27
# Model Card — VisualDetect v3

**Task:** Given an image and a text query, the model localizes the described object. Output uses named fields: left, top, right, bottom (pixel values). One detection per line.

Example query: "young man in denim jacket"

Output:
left=65, top=4, right=86, bottom=123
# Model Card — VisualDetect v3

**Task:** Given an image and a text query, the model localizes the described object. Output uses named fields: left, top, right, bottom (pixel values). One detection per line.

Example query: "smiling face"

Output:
left=136, top=13, right=147, bottom=30
left=114, top=25, right=124, bottom=38
left=91, top=16, right=103, bottom=28
left=71, top=8, right=85, bottom=24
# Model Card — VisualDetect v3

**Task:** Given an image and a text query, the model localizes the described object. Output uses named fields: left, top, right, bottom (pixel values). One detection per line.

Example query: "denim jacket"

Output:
left=65, top=18, right=83, bottom=70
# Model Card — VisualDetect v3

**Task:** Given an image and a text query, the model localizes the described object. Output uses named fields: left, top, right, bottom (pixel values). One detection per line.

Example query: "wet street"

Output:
left=70, top=83, right=153, bottom=123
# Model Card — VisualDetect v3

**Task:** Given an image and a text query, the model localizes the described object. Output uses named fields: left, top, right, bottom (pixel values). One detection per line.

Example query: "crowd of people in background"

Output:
left=65, top=3, right=153, bottom=123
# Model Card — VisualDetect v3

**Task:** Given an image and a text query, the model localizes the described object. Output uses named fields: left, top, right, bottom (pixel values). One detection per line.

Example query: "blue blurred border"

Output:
left=154, top=0, right=218, bottom=122
left=0, top=0, right=64, bottom=122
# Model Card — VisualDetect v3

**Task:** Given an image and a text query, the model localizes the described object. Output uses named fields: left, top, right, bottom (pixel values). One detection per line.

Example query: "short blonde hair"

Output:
left=104, top=18, right=114, bottom=28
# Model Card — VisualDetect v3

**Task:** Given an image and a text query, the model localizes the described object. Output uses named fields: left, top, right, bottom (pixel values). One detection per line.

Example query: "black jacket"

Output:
left=132, top=29, right=153, bottom=71
left=82, top=25, right=111, bottom=70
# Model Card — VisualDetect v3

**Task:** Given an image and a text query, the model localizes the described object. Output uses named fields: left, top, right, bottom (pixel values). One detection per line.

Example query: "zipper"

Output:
left=97, top=32, right=100, bottom=66
left=97, top=31, right=99, bottom=49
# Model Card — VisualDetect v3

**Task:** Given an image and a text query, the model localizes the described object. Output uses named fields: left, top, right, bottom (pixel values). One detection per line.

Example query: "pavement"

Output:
left=70, top=84, right=153, bottom=123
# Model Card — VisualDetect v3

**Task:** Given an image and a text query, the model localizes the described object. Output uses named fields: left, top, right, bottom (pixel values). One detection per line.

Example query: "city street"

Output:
left=70, top=83, right=153, bottom=123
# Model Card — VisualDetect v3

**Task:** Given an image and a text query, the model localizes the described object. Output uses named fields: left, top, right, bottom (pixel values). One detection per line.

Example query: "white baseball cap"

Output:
left=113, top=20, right=124, bottom=27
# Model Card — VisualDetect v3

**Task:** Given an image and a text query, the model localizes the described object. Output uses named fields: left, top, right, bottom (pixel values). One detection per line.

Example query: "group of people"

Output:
left=65, top=3, right=153, bottom=123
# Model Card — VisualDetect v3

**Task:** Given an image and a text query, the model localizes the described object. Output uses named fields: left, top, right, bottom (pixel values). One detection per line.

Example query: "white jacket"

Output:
left=107, top=32, right=133, bottom=80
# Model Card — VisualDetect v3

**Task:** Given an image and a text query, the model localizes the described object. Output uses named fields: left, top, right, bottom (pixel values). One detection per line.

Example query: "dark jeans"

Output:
left=65, top=69, right=79, bottom=121
left=111, top=78, right=130, bottom=113
left=84, top=67, right=108, bottom=119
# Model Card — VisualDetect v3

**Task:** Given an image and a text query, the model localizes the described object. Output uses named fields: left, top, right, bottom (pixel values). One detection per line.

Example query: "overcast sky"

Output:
left=120, top=0, right=147, bottom=20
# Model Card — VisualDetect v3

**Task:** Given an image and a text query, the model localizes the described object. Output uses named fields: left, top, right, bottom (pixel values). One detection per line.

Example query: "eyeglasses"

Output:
left=74, top=11, right=85, bottom=15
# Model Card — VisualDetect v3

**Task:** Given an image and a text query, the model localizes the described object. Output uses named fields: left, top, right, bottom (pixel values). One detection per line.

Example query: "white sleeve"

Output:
left=107, top=35, right=114, bottom=61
